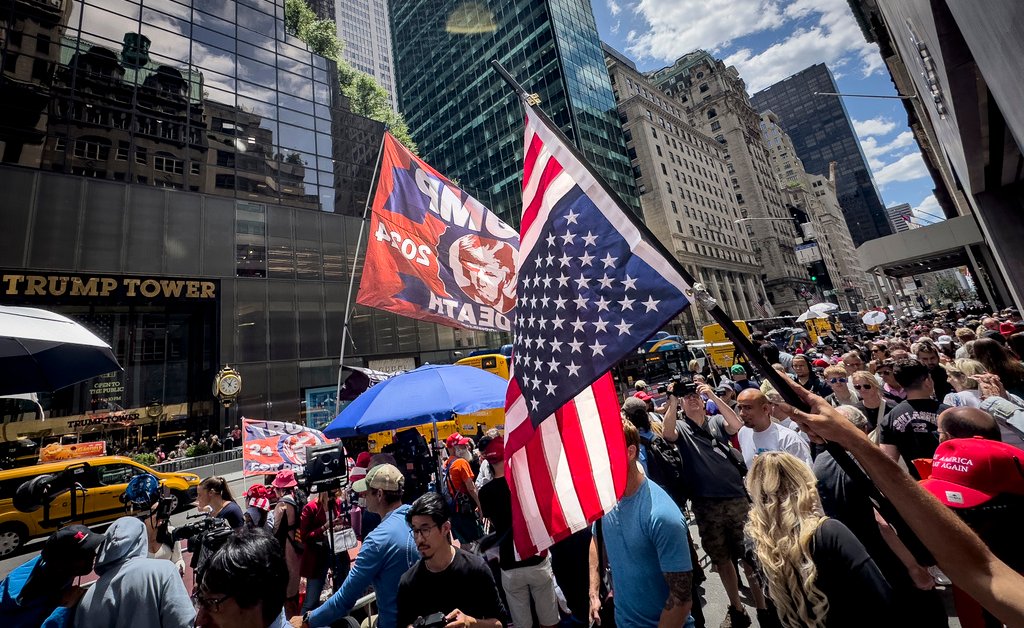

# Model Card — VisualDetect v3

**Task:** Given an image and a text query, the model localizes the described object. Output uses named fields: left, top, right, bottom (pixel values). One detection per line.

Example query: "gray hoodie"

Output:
left=74, top=517, right=195, bottom=628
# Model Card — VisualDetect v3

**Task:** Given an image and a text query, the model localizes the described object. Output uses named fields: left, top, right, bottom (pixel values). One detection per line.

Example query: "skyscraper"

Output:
left=605, top=46, right=768, bottom=333
left=336, top=0, right=397, bottom=110
left=649, top=51, right=811, bottom=316
left=751, top=64, right=893, bottom=246
left=886, top=202, right=913, bottom=233
left=388, top=0, right=639, bottom=224
left=760, top=112, right=873, bottom=309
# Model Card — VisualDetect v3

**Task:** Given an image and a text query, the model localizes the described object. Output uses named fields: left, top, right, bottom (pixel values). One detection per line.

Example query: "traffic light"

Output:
left=810, top=274, right=818, bottom=283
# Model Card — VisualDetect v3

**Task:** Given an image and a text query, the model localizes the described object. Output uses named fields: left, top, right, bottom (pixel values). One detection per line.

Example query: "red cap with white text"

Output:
left=920, top=437, right=1024, bottom=508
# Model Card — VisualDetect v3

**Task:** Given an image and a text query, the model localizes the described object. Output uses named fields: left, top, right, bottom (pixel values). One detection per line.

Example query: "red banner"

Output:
left=356, top=133, right=519, bottom=331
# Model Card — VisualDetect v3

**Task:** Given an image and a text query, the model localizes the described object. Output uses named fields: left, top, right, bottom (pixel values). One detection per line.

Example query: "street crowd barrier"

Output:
left=152, top=447, right=242, bottom=473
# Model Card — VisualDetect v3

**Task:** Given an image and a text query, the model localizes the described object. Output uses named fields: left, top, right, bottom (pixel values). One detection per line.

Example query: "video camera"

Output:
left=303, top=442, right=347, bottom=493
left=174, top=512, right=233, bottom=591
left=658, top=375, right=695, bottom=397
left=412, top=613, right=448, bottom=628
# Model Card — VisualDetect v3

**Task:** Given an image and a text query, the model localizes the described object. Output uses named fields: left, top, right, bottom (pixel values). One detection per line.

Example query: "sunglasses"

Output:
left=829, top=377, right=847, bottom=384
left=852, top=384, right=872, bottom=390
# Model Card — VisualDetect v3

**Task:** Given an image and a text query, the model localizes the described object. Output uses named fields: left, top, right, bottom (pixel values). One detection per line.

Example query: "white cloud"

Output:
left=853, top=116, right=898, bottom=138
left=873, top=153, right=929, bottom=187
left=626, top=0, right=786, bottom=61
left=625, top=0, right=883, bottom=94
left=860, top=130, right=915, bottom=169
left=911, top=194, right=943, bottom=223
left=607, top=0, right=622, bottom=16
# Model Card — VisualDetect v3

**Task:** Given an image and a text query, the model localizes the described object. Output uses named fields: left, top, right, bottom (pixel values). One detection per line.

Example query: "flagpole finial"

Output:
left=691, top=283, right=718, bottom=311
left=525, top=93, right=541, bottom=106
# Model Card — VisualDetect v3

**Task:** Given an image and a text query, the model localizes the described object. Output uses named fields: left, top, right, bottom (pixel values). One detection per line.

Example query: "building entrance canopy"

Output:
left=855, top=215, right=983, bottom=278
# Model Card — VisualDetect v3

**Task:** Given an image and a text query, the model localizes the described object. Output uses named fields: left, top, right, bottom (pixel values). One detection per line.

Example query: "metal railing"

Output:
left=152, top=447, right=242, bottom=473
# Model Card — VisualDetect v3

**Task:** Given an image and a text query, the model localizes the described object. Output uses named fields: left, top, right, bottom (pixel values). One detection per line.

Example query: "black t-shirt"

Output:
left=478, top=476, right=544, bottom=571
left=811, top=519, right=895, bottom=627
left=879, top=398, right=949, bottom=478
left=853, top=399, right=896, bottom=431
left=813, top=452, right=908, bottom=590
left=216, top=501, right=245, bottom=529
left=396, top=547, right=505, bottom=628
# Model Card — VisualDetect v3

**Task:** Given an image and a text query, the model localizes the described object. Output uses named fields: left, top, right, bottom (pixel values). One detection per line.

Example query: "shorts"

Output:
left=691, top=496, right=749, bottom=564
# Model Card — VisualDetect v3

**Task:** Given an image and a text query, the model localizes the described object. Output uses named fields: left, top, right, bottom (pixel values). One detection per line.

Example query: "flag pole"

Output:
left=489, top=59, right=933, bottom=565
left=334, top=128, right=388, bottom=416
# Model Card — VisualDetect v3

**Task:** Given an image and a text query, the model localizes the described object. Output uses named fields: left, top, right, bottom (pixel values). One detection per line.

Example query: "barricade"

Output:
left=152, top=447, right=242, bottom=473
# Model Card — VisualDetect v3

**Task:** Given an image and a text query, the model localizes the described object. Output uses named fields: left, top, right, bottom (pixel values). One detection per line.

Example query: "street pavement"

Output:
left=0, top=470, right=962, bottom=627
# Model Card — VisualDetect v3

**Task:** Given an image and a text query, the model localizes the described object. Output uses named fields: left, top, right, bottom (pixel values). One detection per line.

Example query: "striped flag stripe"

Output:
left=505, top=373, right=626, bottom=556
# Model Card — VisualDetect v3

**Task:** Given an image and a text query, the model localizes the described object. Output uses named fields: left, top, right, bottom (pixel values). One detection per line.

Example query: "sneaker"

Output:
left=720, top=607, right=752, bottom=628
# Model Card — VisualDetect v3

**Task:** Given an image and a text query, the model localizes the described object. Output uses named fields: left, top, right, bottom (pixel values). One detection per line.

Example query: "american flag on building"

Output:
left=504, top=105, right=695, bottom=557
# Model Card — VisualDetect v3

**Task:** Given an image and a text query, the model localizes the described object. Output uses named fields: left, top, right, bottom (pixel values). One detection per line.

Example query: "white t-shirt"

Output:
left=737, top=422, right=812, bottom=469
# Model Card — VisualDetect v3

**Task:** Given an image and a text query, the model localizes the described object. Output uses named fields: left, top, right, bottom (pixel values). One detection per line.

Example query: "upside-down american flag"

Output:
left=504, top=105, right=695, bottom=558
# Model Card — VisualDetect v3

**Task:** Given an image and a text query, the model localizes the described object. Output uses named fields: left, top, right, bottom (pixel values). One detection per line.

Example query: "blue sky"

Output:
left=592, top=0, right=944, bottom=226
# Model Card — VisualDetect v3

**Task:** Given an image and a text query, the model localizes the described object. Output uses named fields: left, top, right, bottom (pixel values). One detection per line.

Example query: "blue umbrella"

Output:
left=323, top=364, right=508, bottom=438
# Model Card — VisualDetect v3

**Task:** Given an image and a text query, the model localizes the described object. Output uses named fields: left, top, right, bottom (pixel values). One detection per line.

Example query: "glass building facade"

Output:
left=388, top=0, right=639, bottom=224
left=750, top=64, right=893, bottom=246
left=0, top=0, right=499, bottom=453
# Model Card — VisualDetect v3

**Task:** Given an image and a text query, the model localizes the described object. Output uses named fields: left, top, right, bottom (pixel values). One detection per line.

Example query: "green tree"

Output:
left=285, top=0, right=416, bottom=152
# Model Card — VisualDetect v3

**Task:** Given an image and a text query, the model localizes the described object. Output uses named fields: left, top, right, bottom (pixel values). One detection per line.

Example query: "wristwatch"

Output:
left=301, top=611, right=311, bottom=628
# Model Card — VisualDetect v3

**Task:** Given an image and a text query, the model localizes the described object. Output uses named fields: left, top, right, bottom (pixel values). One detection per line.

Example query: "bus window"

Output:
left=455, top=354, right=510, bottom=380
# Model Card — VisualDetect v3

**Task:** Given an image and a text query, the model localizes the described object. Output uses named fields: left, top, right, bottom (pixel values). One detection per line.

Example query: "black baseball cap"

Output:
left=40, top=524, right=103, bottom=563
left=20, top=525, right=102, bottom=600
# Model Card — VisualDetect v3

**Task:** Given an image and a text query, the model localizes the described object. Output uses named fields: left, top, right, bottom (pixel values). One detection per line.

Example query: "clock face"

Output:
left=219, top=375, right=241, bottom=396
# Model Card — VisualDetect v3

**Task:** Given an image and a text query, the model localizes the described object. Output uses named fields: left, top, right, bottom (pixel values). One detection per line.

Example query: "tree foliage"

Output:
left=285, top=0, right=416, bottom=153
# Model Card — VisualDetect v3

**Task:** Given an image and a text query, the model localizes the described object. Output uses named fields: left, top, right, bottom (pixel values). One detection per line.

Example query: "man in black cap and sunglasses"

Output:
left=0, top=524, right=102, bottom=626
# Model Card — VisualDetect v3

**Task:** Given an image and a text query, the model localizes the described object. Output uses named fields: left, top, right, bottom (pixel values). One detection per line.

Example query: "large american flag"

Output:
left=504, top=106, right=694, bottom=557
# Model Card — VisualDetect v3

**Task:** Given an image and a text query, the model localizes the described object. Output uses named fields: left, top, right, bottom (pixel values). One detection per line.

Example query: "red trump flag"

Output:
left=356, top=133, right=520, bottom=332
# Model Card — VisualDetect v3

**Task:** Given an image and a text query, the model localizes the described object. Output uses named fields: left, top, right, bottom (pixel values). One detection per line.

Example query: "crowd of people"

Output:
left=4, top=308, right=1024, bottom=628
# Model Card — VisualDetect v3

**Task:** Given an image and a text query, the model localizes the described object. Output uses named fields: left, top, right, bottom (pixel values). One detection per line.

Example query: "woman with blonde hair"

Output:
left=941, top=358, right=1024, bottom=408
left=745, top=452, right=893, bottom=627
left=850, top=371, right=895, bottom=432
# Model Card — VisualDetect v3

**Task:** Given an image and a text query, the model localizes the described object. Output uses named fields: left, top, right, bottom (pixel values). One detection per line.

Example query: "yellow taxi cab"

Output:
left=0, top=455, right=201, bottom=557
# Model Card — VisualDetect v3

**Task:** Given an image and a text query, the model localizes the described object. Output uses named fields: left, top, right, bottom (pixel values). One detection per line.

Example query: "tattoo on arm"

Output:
left=663, top=571, right=693, bottom=610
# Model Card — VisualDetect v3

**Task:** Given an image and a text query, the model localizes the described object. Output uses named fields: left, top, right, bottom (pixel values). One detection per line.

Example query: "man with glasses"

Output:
left=396, top=493, right=504, bottom=628
left=293, top=464, right=417, bottom=628
left=195, top=530, right=289, bottom=628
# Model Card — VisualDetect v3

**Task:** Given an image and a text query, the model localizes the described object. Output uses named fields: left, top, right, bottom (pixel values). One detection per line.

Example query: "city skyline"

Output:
left=591, top=0, right=942, bottom=228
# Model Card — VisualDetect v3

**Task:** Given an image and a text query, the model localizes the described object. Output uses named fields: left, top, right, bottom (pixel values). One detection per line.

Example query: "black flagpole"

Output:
left=489, top=58, right=933, bottom=565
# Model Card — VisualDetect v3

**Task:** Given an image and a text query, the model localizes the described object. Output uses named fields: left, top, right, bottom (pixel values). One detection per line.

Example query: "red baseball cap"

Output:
left=1000, top=321, right=1016, bottom=337
left=920, top=437, right=1024, bottom=508
left=444, top=433, right=464, bottom=448
left=634, top=391, right=653, bottom=402
left=812, top=358, right=830, bottom=368
left=481, top=437, right=505, bottom=463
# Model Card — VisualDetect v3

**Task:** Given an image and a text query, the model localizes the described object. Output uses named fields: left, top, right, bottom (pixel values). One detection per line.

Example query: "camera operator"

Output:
left=198, top=476, right=244, bottom=530
left=75, top=516, right=194, bottom=628
left=195, top=529, right=291, bottom=628
left=299, top=487, right=350, bottom=616
left=124, top=473, right=185, bottom=577
left=396, top=492, right=505, bottom=628
left=0, top=524, right=101, bottom=626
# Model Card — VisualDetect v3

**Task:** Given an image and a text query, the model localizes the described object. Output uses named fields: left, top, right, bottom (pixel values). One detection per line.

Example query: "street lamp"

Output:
left=813, top=91, right=917, bottom=100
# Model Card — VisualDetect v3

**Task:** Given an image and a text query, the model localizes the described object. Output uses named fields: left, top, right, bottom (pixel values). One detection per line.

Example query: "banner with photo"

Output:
left=242, top=419, right=331, bottom=476
left=356, top=133, right=519, bottom=331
